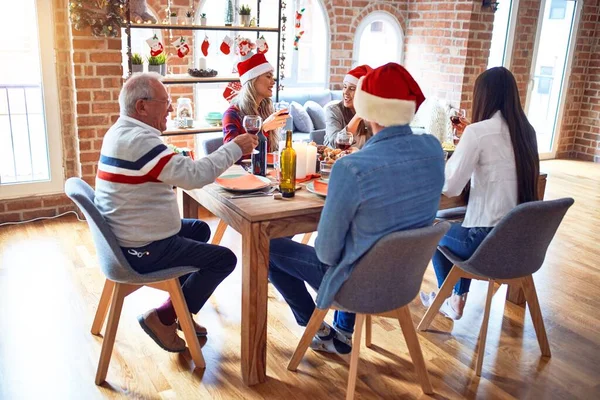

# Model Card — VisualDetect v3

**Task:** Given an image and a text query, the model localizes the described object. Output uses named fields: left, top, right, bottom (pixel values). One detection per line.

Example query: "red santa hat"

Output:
left=237, top=52, right=274, bottom=85
left=354, top=63, right=425, bottom=127
left=343, top=65, right=372, bottom=86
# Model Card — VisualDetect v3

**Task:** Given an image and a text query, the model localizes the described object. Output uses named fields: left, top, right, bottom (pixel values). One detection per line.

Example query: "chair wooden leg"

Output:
left=288, top=308, right=329, bottom=371
left=396, top=306, right=433, bottom=395
left=417, top=265, right=463, bottom=331
left=211, top=219, right=228, bottom=245
left=164, top=278, right=206, bottom=369
left=301, top=232, right=312, bottom=245
left=365, top=315, right=372, bottom=348
left=346, top=314, right=365, bottom=400
left=521, top=275, right=551, bottom=357
left=475, top=279, right=495, bottom=377
left=91, top=279, right=114, bottom=335
left=95, top=282, right=135, bottom=385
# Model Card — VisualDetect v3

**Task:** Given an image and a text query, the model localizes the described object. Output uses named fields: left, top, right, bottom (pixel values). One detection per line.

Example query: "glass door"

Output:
left=525, top=0, right=581, bottom=157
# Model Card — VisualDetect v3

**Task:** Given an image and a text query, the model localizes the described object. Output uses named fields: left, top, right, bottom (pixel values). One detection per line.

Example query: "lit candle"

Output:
left=293, top=142, right=307, bottom=179
left=198, top=57, right=207, bottom=70
left=306, top=145, right=317, bottom=175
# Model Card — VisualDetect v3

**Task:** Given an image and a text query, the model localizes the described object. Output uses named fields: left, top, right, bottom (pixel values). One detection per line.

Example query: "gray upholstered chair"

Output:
left=288, top=222, right=451, bottom=400
left=435, top=206, right=467, bottom=222
left=65, top=177, right=205, bottom=385
left=418, top=198, right=574, bottom=376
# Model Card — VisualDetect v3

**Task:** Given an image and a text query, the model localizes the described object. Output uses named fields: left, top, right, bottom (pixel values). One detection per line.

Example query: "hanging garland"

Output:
left=279, top=1, right=287, bottom=92
left=69, top=0, right=127, bottom=37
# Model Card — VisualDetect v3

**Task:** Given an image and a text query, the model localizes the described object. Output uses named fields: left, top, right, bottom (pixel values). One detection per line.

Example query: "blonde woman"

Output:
left=223, top=52, right=288, bottom=154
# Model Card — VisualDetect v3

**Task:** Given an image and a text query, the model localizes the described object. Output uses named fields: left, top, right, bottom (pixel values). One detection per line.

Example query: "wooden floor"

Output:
left=1, top=160, right=599, bottom=399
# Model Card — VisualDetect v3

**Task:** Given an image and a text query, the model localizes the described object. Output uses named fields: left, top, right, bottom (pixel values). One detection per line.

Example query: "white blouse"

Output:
left=443, top=111, right=518, bottom=228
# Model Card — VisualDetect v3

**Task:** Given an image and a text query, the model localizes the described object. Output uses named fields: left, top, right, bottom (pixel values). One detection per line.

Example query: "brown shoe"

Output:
left=177, top=315, right=208, bottom=337
left=138, top=309, right=186, bottom=353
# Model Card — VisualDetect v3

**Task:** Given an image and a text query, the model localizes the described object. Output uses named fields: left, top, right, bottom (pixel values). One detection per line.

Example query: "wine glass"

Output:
left=450, top=109, right=466, bottom=144
left=273, top=102, right=289, bottom=137
left=335, top=131, right=354, bottom=151
left=243, top=115, right=262, bottom=135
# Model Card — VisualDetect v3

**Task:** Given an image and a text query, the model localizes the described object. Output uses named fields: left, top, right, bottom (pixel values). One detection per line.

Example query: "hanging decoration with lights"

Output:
left=69, top=0, right=127, bottom=37
left=279, top=0, right=287, bottom=91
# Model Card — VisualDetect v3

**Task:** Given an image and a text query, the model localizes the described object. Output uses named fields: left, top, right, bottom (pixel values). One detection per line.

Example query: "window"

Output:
left=487, top=0, right=518, bottom=68
left=549, top=0, right=567, bottom=19
left=281, top=0, right=329, bottom=88
left=121, top=10, right=161, bottom=75
left=0, top=0, right=62, bottom=198
left=354, top=12, right=404, bottom=69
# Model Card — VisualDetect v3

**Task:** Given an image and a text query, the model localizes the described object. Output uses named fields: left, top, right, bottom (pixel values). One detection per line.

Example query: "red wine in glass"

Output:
left=450, top=116, right=460, bottom=125
left=246, top=128, right=260, bottom=135
left=336, top=142, right=351, bottom=151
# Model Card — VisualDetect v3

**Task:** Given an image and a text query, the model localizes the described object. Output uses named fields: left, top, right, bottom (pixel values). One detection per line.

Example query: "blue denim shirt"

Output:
left=314, top=125, right=445, bottom=308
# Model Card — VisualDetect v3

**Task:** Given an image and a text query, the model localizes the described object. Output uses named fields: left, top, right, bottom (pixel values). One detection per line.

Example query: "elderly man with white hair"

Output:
left=94, top=72, right=257, bottom=353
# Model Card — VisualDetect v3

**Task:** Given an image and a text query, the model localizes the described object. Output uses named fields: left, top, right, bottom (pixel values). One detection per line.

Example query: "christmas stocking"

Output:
left=256, top=36, right=269, bottom=54
left=146, top=35, right=164, bottom=57
left=172, top=37, right=190, bottom=58
left=236, top=37, right=255, bottom=57
left=220, top=35, right=233, bottom=55
left=223, top=81, right=242, bottom=103
left=201, top=35, right=210, bottom=57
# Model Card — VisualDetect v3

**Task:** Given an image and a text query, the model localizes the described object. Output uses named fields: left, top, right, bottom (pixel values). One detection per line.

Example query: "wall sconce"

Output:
left=482, top=0, right=500, bottom=12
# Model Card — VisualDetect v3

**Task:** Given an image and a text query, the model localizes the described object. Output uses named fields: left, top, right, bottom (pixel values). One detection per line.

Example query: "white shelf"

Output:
left=162, top=121, right=222, bottom=137
left=128, top=22, right=279, bottom=33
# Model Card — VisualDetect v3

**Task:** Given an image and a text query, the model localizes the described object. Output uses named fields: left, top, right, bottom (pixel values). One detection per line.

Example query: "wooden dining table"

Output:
left=178, top=166, right=547, bottom=386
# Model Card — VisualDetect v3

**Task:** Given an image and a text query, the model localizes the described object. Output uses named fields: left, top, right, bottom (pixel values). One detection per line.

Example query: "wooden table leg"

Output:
left=178, top=189, right=199, bottom=219
left=506, top=283, right=526, bottom=306
left=241, top=221, right=270, bottom=385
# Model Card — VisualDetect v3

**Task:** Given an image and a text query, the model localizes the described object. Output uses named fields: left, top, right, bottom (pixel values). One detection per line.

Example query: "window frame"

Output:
left=282, top=0, right=330, bottom=89
left=1, top=0, right=63, bottom=199
left=352, top=11, right=405, bottom=68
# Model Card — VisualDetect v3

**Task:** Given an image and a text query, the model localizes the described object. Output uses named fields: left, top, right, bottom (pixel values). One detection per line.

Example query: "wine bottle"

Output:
left=280, top=130, right=296, bottom=198
left=251, top=129, right=268, bottom=176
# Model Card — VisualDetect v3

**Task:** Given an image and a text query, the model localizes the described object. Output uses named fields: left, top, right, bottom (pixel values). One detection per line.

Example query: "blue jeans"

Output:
left=432, top=223, right=492, bottom=295
left=122, top=219, right=237, bottom=314
left=268, top=238, right=356, bottom=334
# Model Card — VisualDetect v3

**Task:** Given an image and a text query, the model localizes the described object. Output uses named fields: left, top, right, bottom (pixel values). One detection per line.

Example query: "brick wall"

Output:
left=326, top=0, right=408, bottom=89
left=404, top=0, right=494, bottom=111
left=459, top=2, right=495, bottom=113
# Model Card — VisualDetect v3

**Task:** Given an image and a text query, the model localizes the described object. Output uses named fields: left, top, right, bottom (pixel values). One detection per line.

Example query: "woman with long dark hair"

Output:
left=421, top=67, right=540, bottom=320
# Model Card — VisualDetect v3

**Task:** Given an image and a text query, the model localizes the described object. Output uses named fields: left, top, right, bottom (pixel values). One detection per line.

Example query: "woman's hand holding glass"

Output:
left=262, top=109, right=289, bottom=132
left=335, top=131, right=354, bottom=150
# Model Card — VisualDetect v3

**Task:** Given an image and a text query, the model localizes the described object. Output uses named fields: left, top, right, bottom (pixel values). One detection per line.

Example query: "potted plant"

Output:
left=200, top=13, right=207, bottom=26
left=147, top=53, right=167, bottom=76
left=131, top=53, right=143, bottom=73
left=170, top=11, right=177, bottom=24
left=185, top=10, right=194, bottom=24
left=238, top=4, right=251, bottom=27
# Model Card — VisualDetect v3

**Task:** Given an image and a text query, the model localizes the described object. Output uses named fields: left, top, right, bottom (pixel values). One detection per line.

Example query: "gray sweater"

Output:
left=324, top=102, right=373, bottom=149
left=95, top=116, right=242, bottom=247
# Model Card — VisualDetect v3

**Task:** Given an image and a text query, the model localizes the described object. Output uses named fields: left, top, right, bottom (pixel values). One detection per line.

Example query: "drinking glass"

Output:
left=320, top=161, right=333, bottom=181
left=243, top=115, right=262, bottom=135
left=335, top=131, right=353, bottom=151
left=450, top=109, right=466, bottom=144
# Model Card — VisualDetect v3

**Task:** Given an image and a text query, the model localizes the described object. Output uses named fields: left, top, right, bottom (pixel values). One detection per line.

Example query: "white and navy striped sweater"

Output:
left=95, top=116, right=241, bottom=248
